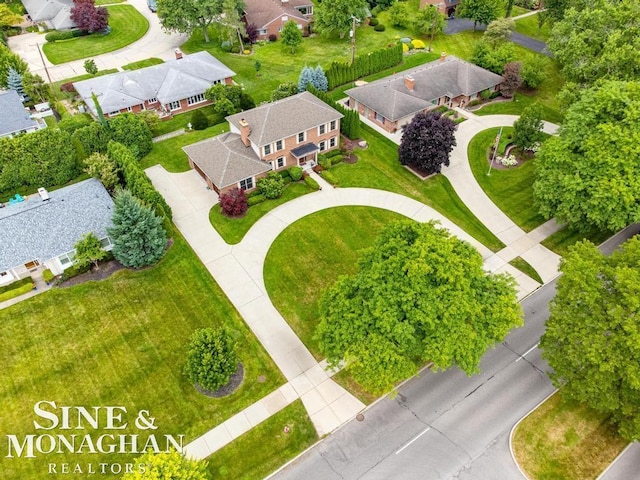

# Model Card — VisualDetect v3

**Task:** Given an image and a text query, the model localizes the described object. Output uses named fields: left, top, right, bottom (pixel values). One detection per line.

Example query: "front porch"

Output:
left=291, top=143, right=320, bottom=170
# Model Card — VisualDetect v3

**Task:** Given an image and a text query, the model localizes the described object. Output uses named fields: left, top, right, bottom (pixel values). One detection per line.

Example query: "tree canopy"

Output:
left=73, top=232, right=106, bottom=270
left=540, top=237, right=640, bottom=441
left=314, top=0, right=368, bottom=38
left=457, top=0, right=500, bottom=31
left=398, top=111, right=457, bottom=175
left=123, top=449, right=211, bottom=480
left=205, top=84, right=255, bottom=116
left=280, top=20, right=303, bottom=54
left=156, top=0, right=225, bottom=43
left=533, top=80, right=640, bottom=232
left=184, top=328, right=239, bottom=392
left=316, top=221, right=522, bottom=394
left=70, top=0, right=109, bottom=33
left=512, top=102, right=544, bottom=150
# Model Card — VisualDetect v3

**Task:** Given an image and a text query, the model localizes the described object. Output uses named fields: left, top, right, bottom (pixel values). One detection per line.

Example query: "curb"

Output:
left=595, top=442, right=634, bottom=480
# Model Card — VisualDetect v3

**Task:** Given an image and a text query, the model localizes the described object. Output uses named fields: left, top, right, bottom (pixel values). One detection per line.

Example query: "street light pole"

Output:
left=487, top=127, right=503, bottom=176
left=350, top=15, right=356, bottom=64
left=34, top=42, right=57, bottom=102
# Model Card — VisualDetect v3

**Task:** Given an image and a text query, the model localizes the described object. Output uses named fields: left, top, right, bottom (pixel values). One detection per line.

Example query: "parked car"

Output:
left=147, top=0, right=157, bottom=12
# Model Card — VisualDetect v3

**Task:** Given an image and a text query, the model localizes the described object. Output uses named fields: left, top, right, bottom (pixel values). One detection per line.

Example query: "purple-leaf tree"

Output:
left=71, top=0, right=109, bottom=33
left=398, top=111, right=457, bottom=175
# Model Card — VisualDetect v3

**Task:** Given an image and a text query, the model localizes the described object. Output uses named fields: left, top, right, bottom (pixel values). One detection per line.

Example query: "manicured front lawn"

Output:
left=541, top=226, right=614, bottom=257
left=512, top=392, right=628, bottom=479
left=515, top=12, right=551, bottom=41
left=331, top=125, right=505, bottom=251
left=0, top=230, right=284, bottom=480
left=151, top=105, right=224, bottom=137
left=207, top=400, right=317, bottom=479
left=122, top=57, right=164, bottom=71
left=42, top=5, right=149, bottom=64
left=264, top=207, right=408, bottom=359
left=209, top=183, right=315, bottom=244
left=468, top=127, right=547, bottom=232
left=474, top=93, right=564, bottom=125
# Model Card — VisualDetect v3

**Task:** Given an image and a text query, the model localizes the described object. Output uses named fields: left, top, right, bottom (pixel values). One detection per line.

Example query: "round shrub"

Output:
left=247, top=194, right=267, bottom=206
left=190, top=109, right=209, bottom=130
left=288, top=166, right=303, bottom=181
left=184, top=328, right=239, bottom=393
left=411, top=39, right=426, bottom=49
left=402, top=43, right=409, bottom=53
left=258, top=171, right=285, bottom=199
left=221, top=41, right=232, bottom=52
left=231, top=45, right=240, bottom=53
left=480, top=89, right=492, bottom=100
left=278, top=168, right=292, bottom=180
left=219, top=187, right=248, bottom=217
left=268, top=34, right=277, bottom=42
left=369, top=18, right=379, bottom=27
left=374, top=24, right=386, bottom=32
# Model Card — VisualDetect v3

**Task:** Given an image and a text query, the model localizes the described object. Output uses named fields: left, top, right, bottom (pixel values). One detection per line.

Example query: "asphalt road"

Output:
left=273, top=225, right=640, bottom=480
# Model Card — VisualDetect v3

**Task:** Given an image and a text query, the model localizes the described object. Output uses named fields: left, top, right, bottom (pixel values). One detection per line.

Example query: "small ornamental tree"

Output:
left=398, top=111, right=457, bottom=175
left=190, top=109, right=209, bottom=130
left=297, top=65, right=315, bottom=92
left=513, top=103, right=544, bottom=150
left=123, top=449, right=211, bottom=480
left=184, top=328, right=239, bottom=392
left=219, top=187, right=248, bottom=216
left=70, top=0, right=109, bottom=33
left=107, top=189, right=168, bottom=269
left=244, top=23, right=259, bottom=44
left=457, top=0, right=500, bottom=31
left=312, top=66, right=329, bottom=92
left=83, top=152, right=119, bottom=190
left=205, top=84, right=255, bottom=116
left=280, top=20, right=303, bottom=54
left=258, top=171, right=285, bottom=199
left=500, top=61, right=522, bottom=98
left=73, top=232, right=106, bottom=270
left=271, top=82, right=299, bottom=101
left=83, top=59, right=98, bottom=75
left=484, top=18, right=515, bottom=46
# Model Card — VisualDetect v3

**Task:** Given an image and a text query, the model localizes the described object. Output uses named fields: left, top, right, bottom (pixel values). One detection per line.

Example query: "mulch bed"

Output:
left=487, top=144, right=534, bottom=171
left=195, top=363, right=245, bottom=398
left=59, top=259, right=128, bottom=288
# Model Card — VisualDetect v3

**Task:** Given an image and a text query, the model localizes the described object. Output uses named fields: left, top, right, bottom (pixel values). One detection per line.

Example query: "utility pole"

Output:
left=34, top=42, right=57, bottom=102
left=350, top=15, right=356, bottom=64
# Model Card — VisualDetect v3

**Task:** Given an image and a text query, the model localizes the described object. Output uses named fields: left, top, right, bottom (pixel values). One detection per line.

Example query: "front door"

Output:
left=24, top=260, right=40, bottom=270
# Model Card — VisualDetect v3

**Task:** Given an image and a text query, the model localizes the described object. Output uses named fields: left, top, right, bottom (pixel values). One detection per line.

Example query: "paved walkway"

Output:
left=0, top=269, right=52, bottom=311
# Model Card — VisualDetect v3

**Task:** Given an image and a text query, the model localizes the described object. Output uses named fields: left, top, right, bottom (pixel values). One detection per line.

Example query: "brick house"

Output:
left=420, top=0, right=460, bottom=17
left=345, top=54, right=503, bottom=133
left=183, top=92, right=342, bottom=194
left=244, top=0, right=313, bottom=39
left=73, top=51, right=235, bottom=119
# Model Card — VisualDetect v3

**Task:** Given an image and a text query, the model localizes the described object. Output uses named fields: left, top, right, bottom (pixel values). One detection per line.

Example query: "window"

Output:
left=330, top=120, right=337, bottom=131
left=318, top=124, right=326, bottom=135
left=107, top=111, right=120, bottom=117
left=297, top=5, right=313, bottom=15
left=329, top=136, right=337, bottom=148
left=147, top=97, right=158, bottom=103
left=126, top=106, right=133, bottom=112
left=319, top=141, right=326, bottom=151
left=375, top=112, right=384, bottom=123
left=258, top=29, right=267, bottom=35
left=168, top=100, right=181, bottom=111
left=264, top=144, right=272, bottom=156
left=239, top=177, right=254, bottom=190
left=212, top=79, right=222, bottom=86
left=297, top=131, right=306, bottom=143
left=187, top=93, right=206, bottom=105
left=275, top=139, right=284, bottom=151
left=99, top=237, right=111, bottom=248
left=58, top=251, right=75, bottom=266
left=276, top=156, right=285, bottom=168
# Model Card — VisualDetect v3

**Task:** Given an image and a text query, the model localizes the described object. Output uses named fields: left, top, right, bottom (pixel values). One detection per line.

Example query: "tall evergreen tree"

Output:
left=107, top=189, right=168, bottom=269
left=313, top=66, right=329, bottom=91
left=6, top=67, right=24, bottom=98
left=298, top=66, right=316, bottom=92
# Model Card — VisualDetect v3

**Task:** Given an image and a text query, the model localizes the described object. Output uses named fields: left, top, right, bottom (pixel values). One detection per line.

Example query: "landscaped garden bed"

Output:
left=0, top=277, right=34, bottom=302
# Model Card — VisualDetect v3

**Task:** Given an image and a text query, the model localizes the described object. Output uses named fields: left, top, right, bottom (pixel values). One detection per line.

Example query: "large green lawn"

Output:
left=0, top=230, right=284, bottom=479
left=512, top=392, right=628, bottom=479
left=541, top=226, right=614, bottom=257
left=42, top=5, right=149, bottom=64
left=468, top=127, right=547, bottom=232
left=515, top=12, right=551, bottom=41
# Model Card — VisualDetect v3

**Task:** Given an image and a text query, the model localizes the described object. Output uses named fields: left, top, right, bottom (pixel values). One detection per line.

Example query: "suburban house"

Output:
left=243, top=0, right=313, bottom=39
left=345, top=54, right=504, bottom=133
left=22, top=0, right=76, bottom=30
left=183, top=91, right=342, bottom=194
left=73, top=51, right=236, bottom=119
left=0, top=179, right=114, bottom=286
left=420, top=0, right=460, bottom=17
left=0, top=90, right=46, bottom=139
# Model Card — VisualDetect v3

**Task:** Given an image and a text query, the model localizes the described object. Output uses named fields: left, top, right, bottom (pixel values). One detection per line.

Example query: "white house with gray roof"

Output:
left=0, top=90, right=46, bottom=139
left=346, top=54, right=504, bottom=132
left=73, top=51, right=236, bottom=119
left=22, top=0, right=76, bottom=30
left=0, top=178, right=114, bottom=286
left=183, top=91, right=342, bottom=194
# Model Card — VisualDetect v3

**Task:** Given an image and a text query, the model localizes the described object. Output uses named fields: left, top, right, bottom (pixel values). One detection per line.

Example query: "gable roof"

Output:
left=244, top=0, right=310, bottom=30
left=0, top=179, right=114, bottom=271
left=22, top=0, right=75, bottom=30
left=0, top=90, right=40, bottom=138
left=226, top=91, right=343, bottom=147
left=346, top=56, right=504, bottom=121
left=73, top=52, right=236, bottom=115
left=183, top=133, right=271, bottom=189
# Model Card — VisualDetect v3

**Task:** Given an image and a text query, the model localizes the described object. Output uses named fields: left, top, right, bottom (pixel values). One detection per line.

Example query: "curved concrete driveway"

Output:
left=8, top=0, right=187, bottom=81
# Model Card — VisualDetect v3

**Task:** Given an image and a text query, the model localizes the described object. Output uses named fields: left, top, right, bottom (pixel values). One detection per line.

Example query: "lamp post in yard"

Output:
left=487, top=127, right=503, bottom=176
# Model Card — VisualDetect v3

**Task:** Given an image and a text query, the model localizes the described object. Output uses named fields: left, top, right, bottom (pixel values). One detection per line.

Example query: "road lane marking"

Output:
left=395, top=427, right=431, bottom=455
left=516, top=342, right=540, bottom=362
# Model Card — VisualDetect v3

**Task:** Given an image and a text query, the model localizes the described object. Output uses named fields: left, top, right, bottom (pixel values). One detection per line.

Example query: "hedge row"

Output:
left=73, top=114, right=153, bottom=160
left=325, top=44, right=403, bottom=90
left=307, top=85, right=361, bottom=139
left=45, top=29, right=90, bottom=42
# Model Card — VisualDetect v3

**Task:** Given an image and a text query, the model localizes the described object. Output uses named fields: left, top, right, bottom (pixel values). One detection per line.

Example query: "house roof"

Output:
left=0, top=178, right=114, bottom=272
left=22, top=0, right=75, bottom=30
left=0, top=90, right=40, bottom=138
left=73, top=52, right=236, bottom=115
left=346, top=56, right=504, bottom=121
left=243, top=0, right=310, bottom=30
left=226, top=91, right=343, bottom=147
left=183, top=133, right=272, bottom=189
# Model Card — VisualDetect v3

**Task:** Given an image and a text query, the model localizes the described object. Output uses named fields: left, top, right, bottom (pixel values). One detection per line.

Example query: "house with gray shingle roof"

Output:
left=0, top=178, right=114, bottom=286
left=183, top=91, right=342, bottom=194
left=244, top=0, right=313, bottom=40
left=73, top=51, right=235, bottom=119
left=22, top=0, right=76, bottom=30
left=0, top=90, right=46, bottom=139
left=346, top=54, right=503, bottom=132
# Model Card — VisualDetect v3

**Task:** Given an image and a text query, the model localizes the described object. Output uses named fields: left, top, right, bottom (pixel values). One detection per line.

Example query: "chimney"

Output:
left=440, top=52, right=447, bottom=63
left=174, top=49, right=183, bottom=60
left=404, top=75, right=415, bottom=92
left=38, top=187, right=50, bottom=202
left=239, top=119, right=251, bottom=147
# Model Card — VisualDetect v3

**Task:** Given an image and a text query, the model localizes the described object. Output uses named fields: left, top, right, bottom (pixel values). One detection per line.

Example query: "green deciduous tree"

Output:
left=184, top=328, right=239, bottom=392
left=316, top=221, right=522, bottom=394
left=22, top=72, right=51, bottom=104
left=533, top=80, right=640, bottom=232
left=107, top=189, right=168, bottom=268
left=156, top=0, right=223, bottom=43
left=123, top=449, right=211, bottom=480
left=220, top=0, right=245, bottom=50
left=109, top=113, right=153, bottom=158
left=0, top=4, right=22, bottom=29
left=0, top=43, right=27, bottom=89
left=512, top=103, right=544, bottom=150
left=388, top=1, right=411, bottom=28
left=83, top=152, right=119, bottom=190
left=280, top=20, right=303, bottom=54
left=258, top=171, right=285, bottom=199
left=540, top=237, right=640, bottom=441
left=483, top=18, right=515, bottom=46
left=521, top=54, right=548, bottom=89
left=205, top=84, right=254, bottom=116
left=470, top=39, right=516, bottom=74
left=73, top=232, right=106, bottom=270
left=271, top=82, right=298, bottom=101
left=83, top=58, right=98, bottom=75
left=457, top=0, right=500, bottom=31
left=413, top=6, right=445, bottom=41
left=314, top=0, right=368, bottom=38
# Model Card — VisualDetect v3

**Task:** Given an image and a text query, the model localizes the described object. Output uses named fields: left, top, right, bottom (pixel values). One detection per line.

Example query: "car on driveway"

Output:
left=147, top=0, right=157, bottom=12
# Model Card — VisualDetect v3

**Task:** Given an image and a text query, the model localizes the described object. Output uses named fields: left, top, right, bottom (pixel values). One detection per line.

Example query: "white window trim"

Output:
left=239, top=177, right=254, bottom=191
left=330, top=120, right=337, bottom=131
left=168, top=100, right=182, bottom=111
left=318, top=124, right=326, bottom=135
left=329, top=136, right=337, bottom=148
left=297, top=131, right=306, bottom=144
left=319, top=140, right=326, bottom=151
left=275, top=139, right=284, bottom=152
left=187, top=93, right=206, bottom=106
left=276, top=156, right=285, bottom=168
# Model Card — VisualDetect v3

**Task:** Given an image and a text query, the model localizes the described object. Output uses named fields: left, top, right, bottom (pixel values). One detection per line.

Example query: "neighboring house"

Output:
left=0, top=178, right=114, bottom=286
left=73, top=51, right=236, bottom=119
left=0, top=90, right=46, bottom=139
left=183, top=91, right=342, bottom=194
left=345, top=54, right=503, bottom=133
left=243, top=0, right=313, bottom=39
left=22, top=0, right=76, bottom=30
left=420, top=0, right=460, bottom=17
